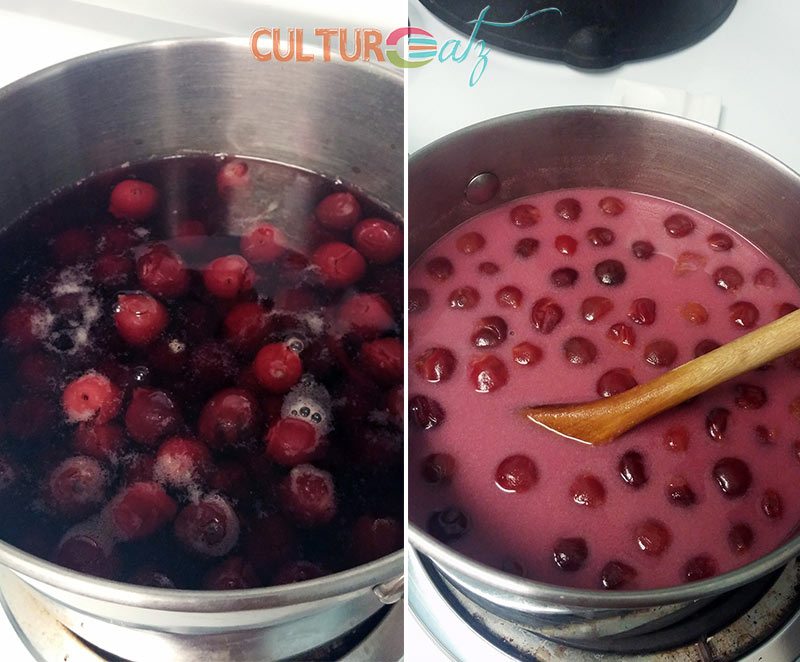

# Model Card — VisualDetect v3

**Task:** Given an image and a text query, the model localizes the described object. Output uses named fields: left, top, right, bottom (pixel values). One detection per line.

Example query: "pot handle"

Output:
left=373, top=575, right=404, bottom=604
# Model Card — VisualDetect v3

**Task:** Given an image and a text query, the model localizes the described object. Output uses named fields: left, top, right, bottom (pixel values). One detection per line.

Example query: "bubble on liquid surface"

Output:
left=281, top=376, right=333, bottom=435
left=44, top=266, right=102, bottom=355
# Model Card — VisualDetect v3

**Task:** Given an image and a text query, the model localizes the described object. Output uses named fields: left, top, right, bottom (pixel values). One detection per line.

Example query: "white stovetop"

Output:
left=407, top=0, right=800, bottom=659
left=0, top=2, right=405, bottom=660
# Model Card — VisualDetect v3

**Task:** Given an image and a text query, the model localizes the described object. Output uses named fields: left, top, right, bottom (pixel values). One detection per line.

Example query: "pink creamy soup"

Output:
left=408, top=188, right=800, bottom=591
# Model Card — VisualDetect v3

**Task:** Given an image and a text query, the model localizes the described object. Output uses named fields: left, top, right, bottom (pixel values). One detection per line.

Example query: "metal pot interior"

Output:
left=408, top=106, right=800, bottom=613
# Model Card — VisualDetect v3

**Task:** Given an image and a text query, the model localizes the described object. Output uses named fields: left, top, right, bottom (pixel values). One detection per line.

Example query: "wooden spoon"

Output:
left=522, top=307, right=800, bottom=446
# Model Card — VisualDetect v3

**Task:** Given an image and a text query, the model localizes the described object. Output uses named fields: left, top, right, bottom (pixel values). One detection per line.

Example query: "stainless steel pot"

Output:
left=0, top=38, right=403, bottom=661
left=408, top=106, right=800, bottom=644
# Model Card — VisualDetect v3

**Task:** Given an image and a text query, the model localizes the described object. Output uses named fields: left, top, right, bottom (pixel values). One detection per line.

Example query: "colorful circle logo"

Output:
left=386, top=27, right=438, bottom=68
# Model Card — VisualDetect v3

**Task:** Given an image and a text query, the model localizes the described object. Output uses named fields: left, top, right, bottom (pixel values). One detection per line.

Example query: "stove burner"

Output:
left=410, top=549, right=800, bottom=661
left=418, top=0, right=738, bottom=69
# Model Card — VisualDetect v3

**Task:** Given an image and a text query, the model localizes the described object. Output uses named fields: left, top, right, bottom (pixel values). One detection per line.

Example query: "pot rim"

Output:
left=0, top=37, right=403, bottom=610
left=408, top=104, right=800, bottom=609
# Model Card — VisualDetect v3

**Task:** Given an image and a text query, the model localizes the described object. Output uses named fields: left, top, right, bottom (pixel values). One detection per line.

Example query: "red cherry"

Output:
left=315, top=191, right=362, bottom=230
left=337, top=293, right=395, bottom=338
left=2, top=300, right=45, bottom=350
left=425, top=256, right=453, bottom=282
left=409, top=395, right=445, bottom=430
left=204, top=557, right=260, bottom=590
left=597, top=369, right=637, bottom=398
left=114, top=293, right=168, bottom=346
left=635, top=519, right=671, bottom=556
left=607, top=322, right=636, bottom=348
left=94, top=252, right=134, bottom=287
left=253, top=343, right=303, bottom=394
left=706, top=407, right=730, bottom=441
left=495, top=455, right=538, bottom=492
left=595, top=259, right=626, bottom=286
left=203, top=255, right=256, bottom=299
left=468, top=354, right=508, bottom=393
left=664, top=426, right=690, bottom=452
left=478, top=261, right=500, bottom=275
left=279, top=464, right=336, bottom=526
left=109, top=179, right=159, bottom=220
left=197, top=388, right=262, bottom=449
left=554, top=234, right=578, bottom=256
left=360, top=337, right=403, bottom=385
left=628, top=298, right=656, bottom=325
left=352, top=218, right=403, bottom=264
left=601, top=561, right=637, bottom=590
left=448, top=286, right=480, bottom=309
left=712, top=457, right=752, bottom=497
left=728, top=523, right=754, bottom=553
left=311, top=242, right=367, bottom=289
left=62, top=372, right=122, bottom=425
left=125, top=388, right=181, bottom=447
left=427, top=508, right=469, bottom=542
left=136, top=243, right=189, bottom=298
left=644, top=340, right=678, bottom=367
left=415, top=347, right=456, bottom=383
left=174, top=495, right=240, bottom=557
left=618, top=450, right=648, bottom=487
left=667, top=477, right=697, bottom=507
left=708, top=232, right=733, bottom=251
left=684, top=555, right=718, bottom=582
left=729, top=301, right=759, bottom=329
left=555, top=198, right=581, bottom=221
left=587, top=227, right=615, bottom=247
left=351, top=516, right=403, bottom=564
left=512, top=342, right=543, bottom=366
left=570, top=474, right=606, bottom=507
left=530, top=297, right=564, bottom=334
left=599, top=196, right=625, bottom=215
left=73, top=423, right=126, bottom=463
left=243, top=513, right=297, bottom=575
left=514, top=237, right=539, bottom=258
left=216, top=160, right=250, bottom=196
left=553, top=537, right=588, bottom=571
left=409, top=288, right=430, bottom=313
left=761, top=489, right=783, bottom=519
left=714, top=266, right=745, bottom=292
left=456, top=231, right=486, bottom=255
left=496, top=285, right=523, bottom=309
left=680, top=302, right=708, bottom=325
left=272, top=560, right=324, bottom=585
left=421, top=453, right=456, bottom=485
left=471, top=315, right=508, bottom=348
left=241, top=223, right=287, bottom=264
left=734, top=383, right=767, bottom=409
left=663, top=214, right=694, bottom=237
left=551, top=267, right=579, bottom=288
left=509, top=204, right=540, bottom=227
left=154, top=437, right=213, bottom=488
left=581, top=296, right=613, bottom=323
left=754, top=268, right=777, bottom=288
left=695, top=339, right=720, bottom=357
left=223, top=302, right=271, bottom=355
left=563, top=336, right=597, bottom=365
left=47, top=456, right=108, bottom=519
left=54, top=522, right=119, bottom=579
left=105, top=481, right=177, bottom=541
left=631, top=240, right=655, bottom=260
left=266, top=417, right=323, bottom=466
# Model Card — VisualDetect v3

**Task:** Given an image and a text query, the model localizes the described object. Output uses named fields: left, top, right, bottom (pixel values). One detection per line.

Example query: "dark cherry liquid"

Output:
left=0, top=155, right=403, bottom=590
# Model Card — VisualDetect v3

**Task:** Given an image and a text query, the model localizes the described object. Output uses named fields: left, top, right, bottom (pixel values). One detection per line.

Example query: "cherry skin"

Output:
left=353, top=218, right=403, bottom=264
left=336, top=293, right=395, bottom=338
left=728, top=523, right=754, bottom=553
left=712, top=457, right=752, bottom=497
left=360, top=337, right=403, bottom=386
left=174, top=494, right=240, bottom=557
left=198, top=388, right=262, bottom=449
left=73, top=423, right=126, bottom=463
left=618, top=450, right=648, bottom=488
left=223, top=302, right=271, bottom=355
left=153, top=437, right=213, bottom=489
left=601, top=561, right=637, bottom=590
left=315, top=191, right=362, bottom=230
left=272, top=560, right=324, bottom=585
left=635, top=519, right=671, bottom=556
left=628, top=298, right=656, bottom=325
left=350, top=516, right=403, bottom=564
left=471, top=316, right=508, bottom=348
left=509, top=204, right=540, bottom=227
left=125, top=388, right=182, bottom=447
left=426, top=256, right=454, bottom=281
left=587, top=227, right=615, bottom=247
left=708, top=232, right=733, bottom=251
left=216, top=160, right=250, bottom=195
left=279, top=464, right=337, bottom=526
left=595, top=260, right=626, bottom=286
left=495, top=455, right=538, bottom=492
left=108, top=179, right=159, bottom=220
left=448, top=286, right=480, bottom=309
left=415, top=347, right=456, bottom=383
left=54, top=521, right=119, bottom=580
left=631, top=240, right=654, bottom=260
left=311, top=241, right=367, bottom=288
left=240, top=223, right=287, bottom=264
left=581, top=297, right=613, bottom=323
left=570, top=474, right=606, bottom=507
left=203, top=557, right=260, bottom=590
left=253, top=343, right=303, bottom=394
left=706, top=407, right=730, bottom=441
left=554, top=234, right=578, bottom=256
left=136, top=243, right=190, bottom=298
left=203, top=255, right=256, bottom=299
left=266, top=417, right=323, bottom=465
left=62, top=371, right=122, bottom=424
left=512, top=342, right=543, bottom=366
left=553, top=537, right=588, bottom=571
left=105, top=481, right=177, bottom=541
left=515, top=238, right=539, bottom=258
left=496, top=285, right=523, bottom=309
left=599, top=196, right=625, bottom=215
left=684, top=555, right=718, bottom=582
left=607, top=322, right=636, bottom=348
left=555, top=198, right=581, bottom=221
left=409, top=395, right=445, bottom=430
left=597, top=369, right=637, bottom=398
left=714, top=266, right=745, bottom=292
left=421, top=453, right=456, bottom=485
left=674, top=250, right=709, bottom=275
left=530, top=297, right=564, bottom=334
left=469, top=355, right=509, bottom=393
left=551, top=267, right=579, bottom=288
left=563, top=337, right=597, bottom=365
left=644, top=340, right=678, bottom=367
left=663, top=214, right=694, bottom=237
left=114, top=293, right=168, bottom=346
left=129, top=568, right=176, bottom=589
left=47, top=456, right=108, bottom=519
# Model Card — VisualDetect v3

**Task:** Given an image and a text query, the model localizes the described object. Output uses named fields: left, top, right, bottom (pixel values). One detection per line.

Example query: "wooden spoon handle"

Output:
left=525, top=307, right=800, bottom=445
